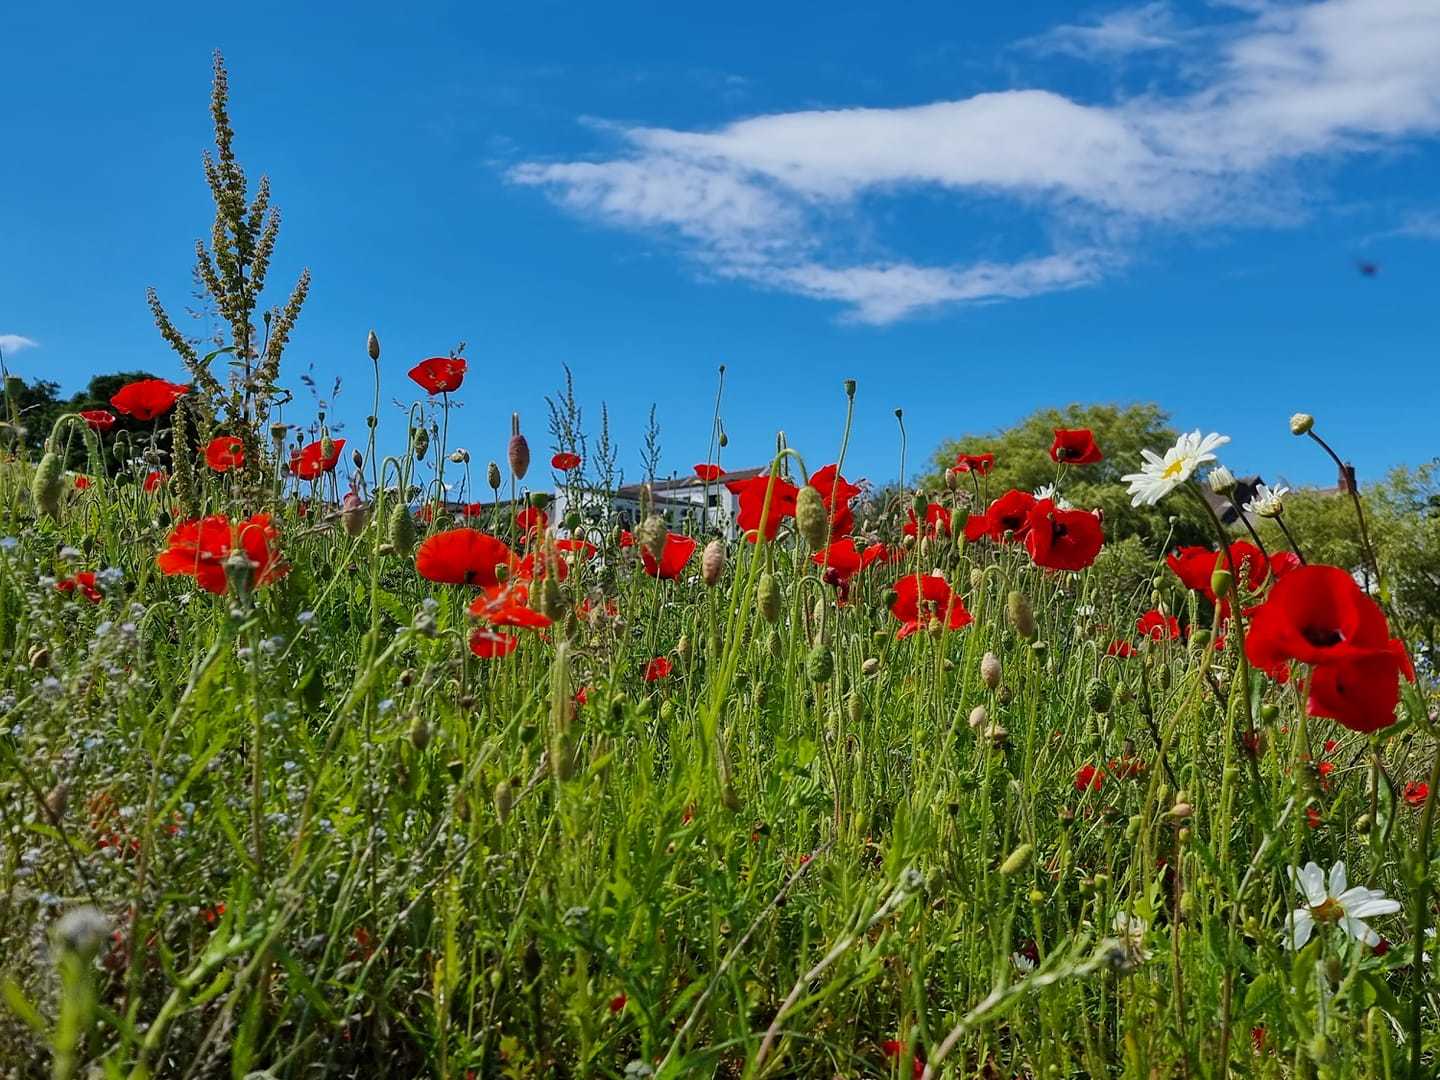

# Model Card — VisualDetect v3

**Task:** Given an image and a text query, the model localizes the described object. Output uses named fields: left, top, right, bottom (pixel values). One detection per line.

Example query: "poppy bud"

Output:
left=980, top=652, right=1002, bottom=689
left=767, top=628, right=783, bottom=658
left=1191, top=628, right=1212, bottom=648
left=1086, top=677, right=1112, bottom=714
left=408, top=715, right=431, bottom=750
left=950, top=508, right=965, bottom=541
left=986, top=723, right=1009, bottom=748
left=843, top=378, right=856, bottom=398
left=969, top=704, right=988, bottom=730
left=1259, top=702, right=1279, bottom=722
left=1007, top=591, right=1036, bottom=640
left=1169, top=801, right=1193, bottom=820
left=270, top=422, right=288, bottom=443
left=701, top=539, right=725, bottom=586
left=1289, top=412, right=1314, bottom=436
left=449, top=449, right=468, bottom=464
left=1210, top=567, right=1233, bottom=598
left=676, top=635, right=692, bottom=666
left=999, top=843, right=1033, bottom=877
left=351, top=449, right=364, bottom=471
left=487, top=461, right=502, bottom=491
left=388, top=503, right=416, bottom=555
left=44, top=781, right=69, bottom=823
left=862, top=657, right=880, bottom=676
left=911, top=490, right=927, bottom=517
left=367, top=329, right=381, bottom=361
left=493, top=778, right=515, bottom=823
left=636, top=513, right=667, bottom=564
left=795, top=485, right=828, bottom=551
left=539, top=577, right=564, bottom=620
left=970, top=568, right=984, bottom=591
left=718, top=430, right=728, bottom=449
left=32, top=451, right=64, bottom=519
left=807, top=643, right=833, bottom=683
left=341, top=493, right=368, bottom=537
left=758, top=573, right=780, bottom=624
left=223, top=548, right=255, bottom=595
left=508, top=413, right=530, bottom=480
left=846, top=690, right=862, bottom=725
left=410, top=426, right=430, bottom=458
left=28, top=644, right=50, bottom=670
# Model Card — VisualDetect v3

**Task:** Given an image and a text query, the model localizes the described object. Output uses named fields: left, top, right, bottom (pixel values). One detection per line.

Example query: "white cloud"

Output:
left=1018, top=2, right=1184, bottom=59
left=511, top=0, right=1440, bottom=323
left=0, top=334, right=39, bottom=356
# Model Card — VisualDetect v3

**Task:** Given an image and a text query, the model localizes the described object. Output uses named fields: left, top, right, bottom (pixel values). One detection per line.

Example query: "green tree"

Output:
left=927, top=402, right=1211, bottom=548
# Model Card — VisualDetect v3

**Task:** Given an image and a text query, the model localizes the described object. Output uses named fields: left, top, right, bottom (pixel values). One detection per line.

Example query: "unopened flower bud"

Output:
left=862, top=657, right=880, bottom=676
left=807, top=643, right=834, bottom=683
left=408, top=715, right=431, bottom=750
left=758, top=573, right=781, bottom=623
left=367, top=329, right=381, bottom=361
left=450, top=448, right=468, bottom=464
left=351, top=449, right=364, bottom=471
left=410, top=426, right=430, bottom=458
left=1007, top=591, right=1036, bottom=640
left=795, top=485, right=828, bottom=551
left=1289, top=413, right=1314, bottom=436
left=1210, top=567, right=1234, bottom=598
left=1086, top=677, right=1112, bottom=714
left=341, top=492, right=368, bottom=537
left=487, top=461, right=502, bottom=491
left=986, top=723, right=1009, bottom=748
left=508, top=413, right=530, bottom=480
left=968, top=704, right=989, bottom=730
left=636, top=513, right=667, bottom=564
left=494, top=778, right=515, bottom=824
left=980, top=651, right=1002, bottom=690
left=702, top=539, right=726, bottom=587
left=388, top=503, right=416, bottom=555
left=999, top=843, right=1033, bottom=877
left=32, top=451, right=64, bottom=519
left=1207, top=465, right=1236, bottom=495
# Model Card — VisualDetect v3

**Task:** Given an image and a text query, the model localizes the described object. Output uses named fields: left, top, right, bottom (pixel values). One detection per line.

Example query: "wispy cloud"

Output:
left=511, top=0, right=1440, bottom=323
left=0, top=334, right=39, bottom=356
left=1017, top=2, right=1185, bottom=59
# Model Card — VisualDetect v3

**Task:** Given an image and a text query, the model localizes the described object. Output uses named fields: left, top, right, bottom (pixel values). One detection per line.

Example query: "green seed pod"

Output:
left=969, top=567, right=984, bottom=591
left=911, top=490, right=928, bottom=517
left=999, top=843, right=1033, bottom=877
left=538, top=576, right=564, bottom=620
left=1210, top=567, right=1233, bottom=599
left=767, top=628, right=783, bottom=657
left=32, top=451, right=64, bottom=519
left=408, top=715, right=431, bottom=751
left=807, top=643, right=834, bottom=683
left=487, top=461, right=502, bottom=491
left=794, top=485, right=828, bottom=551
left=410, top=426, right=430, bottom=458
left=1007, top=590, right=1036, bottom=640
left=388, top=502, right=417, bottom=555
left=846, top=690, right=863, bottom=725
left=1086, top=677, right=1113, bottom=714
left=758, top=573, right=781, bottom=623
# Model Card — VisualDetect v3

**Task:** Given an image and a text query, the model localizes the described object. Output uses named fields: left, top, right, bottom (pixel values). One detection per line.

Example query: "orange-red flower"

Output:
left=1050, top=428, right=1102, bottom=465
left=515, top=506, right=549, bottom=534
left=965, top=489, right=1037, bottom=543
left=693, top=463, right=723, bottom=482
left=204, top=435, right=245, bottom=473
left=645, top=656, right=673, bottom=681
left=56, top=572, right=102, bottom=603
left=143, top=470, right=167, bottom=492
left=467, top=582, right=552, bottom=628
left=1025, top=500, right=1104, bottom=571
left=156, top=513, right=285, bottom=594
left=73, top=475, right=91, bottom=489
left=80, top=409, right=116, bottom=433
left=904, top=502, right=951, bottom=539
left=727, top=474, right=799, bottom=541
left=1075, top=763, right=1105, bottom=791
left=954, top=451, right=994, bottom=475
left=469, top=628, right=519, bottom=658
left=555, top=538, right=597, bottom=561
left=408, top=356, right=467, bottom=394
left=110, top=379, right=189, bottom=421
left=889, top=573, right=972, bottom=639
left=813, top=538, right=864, bottom=579
left=1137, top=609, right=1181, bottom=640
left=415, top=528, right=516, bottom=587
left=551, top=452, right=582, bottom=471
left=641, top=532, right=697, bottom=579
left=290, top=438, right=345, bottom=480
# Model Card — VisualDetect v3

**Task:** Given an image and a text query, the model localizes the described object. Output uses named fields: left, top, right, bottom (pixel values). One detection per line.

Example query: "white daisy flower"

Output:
left=1284, top=861, right=1400, bottom=950
left=1032, top=483, right=1072, bottom=510
left=1121, top=431, right=1231, bottom=506
left=1243, top=483, right=1289, bottom=518
left=1011, top=950, right=1036, bottom=974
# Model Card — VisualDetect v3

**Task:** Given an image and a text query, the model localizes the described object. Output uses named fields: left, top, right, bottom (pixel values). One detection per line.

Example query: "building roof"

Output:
left=616, top=466, right=766, bottom=497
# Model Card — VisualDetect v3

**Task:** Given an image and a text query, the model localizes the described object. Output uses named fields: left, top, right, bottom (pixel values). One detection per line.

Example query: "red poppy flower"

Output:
left=641, top=532, right=697, bottom=579
left=1245, top=565, right=1391, bottom=670
left=693, top=463, right=723, bottom=482
left=1074, top=763, right=1105, bottom=791
left=1025, top=500, right=1104, bottom=571
left=969, top=489, right=1037, bottom=543
left=467, top=582, right=552, bottom=628
left=551, top=451, right=582, bottom=472
left=408, top=356, right=467, bottom=395
left=889, top=573, right=972, bottom=639
left=1107, top=640, right=1135, bottom=657
left=143, top=470, right=167, bottom=492
left=110, top=378, right=190, bottom=421
left=516, top=549, right=570, bottom=581
left=289, top=438, right=345, bottom=480
left=861, top=541, right=902, bottom=570
left=1137, top=609, right=1181, bottom=640
left=156, top=513, right=285, bottom=594
left=809, top=464, right=862, bottom=510
left=515, top=506, right=549, bottom=535
left=608, top=993, right=627, bottom=1014
left=56, top=572, right=102, bottom=603
left=73, top=475, right=91, bottom=489
left=1306, top=642, right=1414, bottom=733
left=80, top=409, right=116, bottom=433
left=555, top=538, right=597, bottom=561
left=881, top=1040, right=924, bottom=1079
left=1050, top=428, right=1102, bottom=465
left=645, top=656, right=673, bottom=682
left=469, top=628, right=519, bottom=659
left=204, top=435, right=245, bottom=473
left=414, top=528, right=516, bottom=587
left=954, top=452, right=995, bottom=475
left=1166, top=546, right=1218, bottom=593
left=813, top=538, right=864, bottom=579
left=1404, top=782, right=1430, bottom=808
left=727, top=474, right=799, bottom=541
left=618, top=530, right=635, bottom=548
left=903, top=502, right=952, bottom=539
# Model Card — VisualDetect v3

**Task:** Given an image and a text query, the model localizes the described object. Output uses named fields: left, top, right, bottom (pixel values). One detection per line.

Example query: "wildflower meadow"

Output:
left=2, top=57, right=1439, bottom=1080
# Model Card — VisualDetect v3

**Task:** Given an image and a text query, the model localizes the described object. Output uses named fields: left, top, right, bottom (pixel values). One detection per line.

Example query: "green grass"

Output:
left=0, top=411, right=1436, bottom=1079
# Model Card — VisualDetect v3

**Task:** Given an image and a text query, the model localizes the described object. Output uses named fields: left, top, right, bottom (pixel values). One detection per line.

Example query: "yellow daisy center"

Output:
left=1310, top=897, right=1344, bottom=923
left=1161, top=458, right=1189, bottom=480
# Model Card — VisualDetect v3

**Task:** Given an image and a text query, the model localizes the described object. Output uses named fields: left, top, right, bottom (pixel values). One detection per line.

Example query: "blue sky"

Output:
left=3, top=0, right=1438, bottom=493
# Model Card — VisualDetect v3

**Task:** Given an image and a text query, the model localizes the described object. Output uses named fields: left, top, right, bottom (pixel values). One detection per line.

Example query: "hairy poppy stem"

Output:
left=1305, top=429, right=1383, bottom=595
